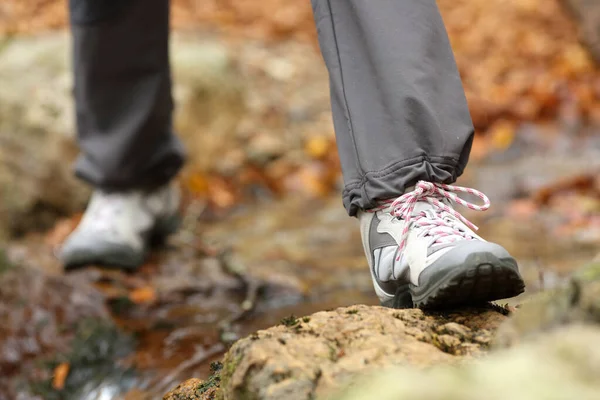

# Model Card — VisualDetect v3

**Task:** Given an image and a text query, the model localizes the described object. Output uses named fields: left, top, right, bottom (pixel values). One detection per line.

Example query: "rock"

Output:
left=436, top=322, right=471, bottom=338
left=331, top=324, right=600, bottom=400
left=0, top=33, right=90, bottom=238
left=163, top=258, right=600, bottom=400
left=0, top=264, right=111, bottom=397
left=331, top=258, right=600, bottom=400
left=0, top=266, right=110, bottom=365
left=216, top=305, right=506, bottom=400
left=164, top=361, right=226, bottom=400
left=163, top=378, right=209, bottom=400
left=170, top=34, right=247, bottom=173
left=0, top=32, right=246, bottom=238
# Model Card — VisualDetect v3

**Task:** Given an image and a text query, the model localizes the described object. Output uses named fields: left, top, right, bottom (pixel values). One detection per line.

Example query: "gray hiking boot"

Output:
left=59, top=183, right=181, bottom=270
left=359, top=181, right=525, bottom=309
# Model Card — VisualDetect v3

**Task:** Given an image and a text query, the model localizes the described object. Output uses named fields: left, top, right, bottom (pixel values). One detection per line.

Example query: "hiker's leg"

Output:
left=61, top=0, right=182, bottom=269
left=310, top=0, right=473, bottom=216
left=69, top=0, right=185, bottom=191
left=310, top=0, right=524, bottom=309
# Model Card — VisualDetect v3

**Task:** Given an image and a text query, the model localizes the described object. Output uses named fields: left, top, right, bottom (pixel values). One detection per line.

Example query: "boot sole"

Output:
left=407, top=252, right=525, bottom=309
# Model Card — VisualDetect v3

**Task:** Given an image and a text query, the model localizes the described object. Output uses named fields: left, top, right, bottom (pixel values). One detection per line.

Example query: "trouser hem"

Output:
left=73, top=138, right=185, bottom=192
left=342, top=155, right=466, bottom=216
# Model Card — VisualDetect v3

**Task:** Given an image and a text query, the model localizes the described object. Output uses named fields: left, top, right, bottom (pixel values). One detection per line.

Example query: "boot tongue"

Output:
left=412, top=201, right=434, bottom=214
left=410, top=197, right=453, bottom=216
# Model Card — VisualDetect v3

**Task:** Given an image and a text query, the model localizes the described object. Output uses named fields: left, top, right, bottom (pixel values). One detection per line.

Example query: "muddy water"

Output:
left=2, top=138, right=599, bottom=399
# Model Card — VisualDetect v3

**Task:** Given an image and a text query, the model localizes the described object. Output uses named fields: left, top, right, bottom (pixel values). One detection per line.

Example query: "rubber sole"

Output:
left=62, top=247, right=145, bottom=272
left=384, top=252, right=525, bottom=310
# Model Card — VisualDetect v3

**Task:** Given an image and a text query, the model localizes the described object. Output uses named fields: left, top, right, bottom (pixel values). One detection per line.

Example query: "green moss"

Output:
left=220, top=353, right=242, bottom=392
left=346, top=309, right=359, bottom=315
left=280, top=315, right=299, bottom=327
left=210, top=361, right=223, bottom=373
left=431, top=334, right=444, bottom=352
left=0, top=248, right=14, bottom=274
left=328, top=343, right=339, bottom=361
left=197, top=364, right=223, bottom=396
left=197, top=377, right=221, bottom=395
left=29, top=319, right=135, bottom=400
left=302, top=316, right=311, bottom=323
left=219, top=352, right=252, bottom=400
left=574, top=262, right=600, bottom=283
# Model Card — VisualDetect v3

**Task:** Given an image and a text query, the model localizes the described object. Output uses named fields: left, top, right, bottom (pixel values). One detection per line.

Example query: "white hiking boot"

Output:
left=59, top=183, right=181, bottom=270
left=359, top=181, right=525, bottom=309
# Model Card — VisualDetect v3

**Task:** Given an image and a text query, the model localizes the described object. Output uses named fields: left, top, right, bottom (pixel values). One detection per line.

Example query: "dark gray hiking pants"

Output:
left=69, top=0, right=474, bottom=216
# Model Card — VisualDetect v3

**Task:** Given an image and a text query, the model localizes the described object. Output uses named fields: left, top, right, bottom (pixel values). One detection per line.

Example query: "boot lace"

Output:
left=369, top=181, right=490, bottom=260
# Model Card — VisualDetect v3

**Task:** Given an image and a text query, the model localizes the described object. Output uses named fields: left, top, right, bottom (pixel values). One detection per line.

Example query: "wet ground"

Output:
left=1, top=123, right=599, bottom=399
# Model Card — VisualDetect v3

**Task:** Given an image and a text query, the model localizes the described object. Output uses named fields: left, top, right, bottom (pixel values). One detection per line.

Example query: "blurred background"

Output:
left=0, top=0, right=599, bottom=399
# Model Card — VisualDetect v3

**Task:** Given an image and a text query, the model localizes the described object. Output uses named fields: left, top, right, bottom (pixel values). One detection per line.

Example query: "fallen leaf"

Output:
left=506, top=199, right=538, bottom=219
left=129, top=287, right=157, bottom=305
left=285, top=163, right=332, bottom=197
left=489, top=120, right=516, bottom=151
left=187, top=173, right=210, bottom=196
left=52, top=362, right=70, bottom=390
left=208, top=178, right=237, bottom=209
left=45, top=214, right=82, bottom=247
left=305, top=136, right=331, bottom=159
left=93, top=282, right=129, bottom=300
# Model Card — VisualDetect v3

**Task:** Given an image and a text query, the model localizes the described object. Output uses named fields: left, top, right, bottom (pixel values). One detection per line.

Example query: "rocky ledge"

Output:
left=165, top=259, right=600, bottom=400
left=164, top=304, right=508, bottom=400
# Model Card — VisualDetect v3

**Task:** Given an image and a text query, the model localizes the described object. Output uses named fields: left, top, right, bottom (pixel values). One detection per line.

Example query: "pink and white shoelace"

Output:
left=368, top=181, right=491, bottom=260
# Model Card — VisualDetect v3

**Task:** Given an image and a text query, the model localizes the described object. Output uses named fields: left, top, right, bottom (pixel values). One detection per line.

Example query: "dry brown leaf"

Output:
left=52, top=362, right=70, bottom=390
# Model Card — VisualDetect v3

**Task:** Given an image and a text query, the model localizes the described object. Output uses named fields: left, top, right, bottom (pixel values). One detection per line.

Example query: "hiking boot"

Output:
left=59, top=183, right=181, bottom=270
left=359, top=181, right=525, bottom=309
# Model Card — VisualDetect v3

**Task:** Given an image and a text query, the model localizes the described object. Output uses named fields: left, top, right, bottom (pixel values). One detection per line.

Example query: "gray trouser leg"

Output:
left=69, top=0, right=185, bottom=191
left=311, top=0, right=474, bottom=216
